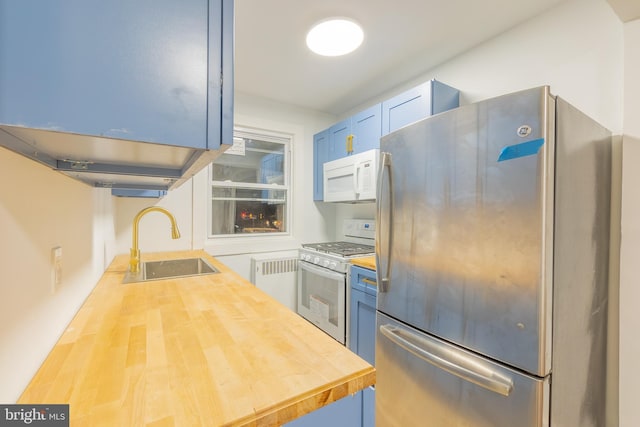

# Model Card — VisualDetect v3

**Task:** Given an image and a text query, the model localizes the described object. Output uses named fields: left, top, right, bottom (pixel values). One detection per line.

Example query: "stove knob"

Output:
left=323, top=259, right=330, bottom=268
left=313, top=256, right=320, bottom=264
left=329, top=261, right=338, bottom=270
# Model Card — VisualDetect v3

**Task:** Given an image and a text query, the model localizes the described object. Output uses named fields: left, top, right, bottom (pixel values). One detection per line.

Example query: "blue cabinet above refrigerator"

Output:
left=0, top=0, right=234, bottom=193
left=381, top=79, right=459, bottom=134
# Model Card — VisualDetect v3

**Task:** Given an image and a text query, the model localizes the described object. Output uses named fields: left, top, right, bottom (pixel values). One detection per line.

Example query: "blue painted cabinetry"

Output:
left=349, top=265, right=378, bottom=427
left=328, top=118, right=352, bottom=161
left=351, top=104, right=383, bottom=154
left=350, top=266, right=377, bottom=365
left=0, top=0, right=233, bottom=193
left=329, top=104, right=383, bottom=160
left=382, top=79, right=459, bottom=135
left=0, top=0, right=225, bottom=148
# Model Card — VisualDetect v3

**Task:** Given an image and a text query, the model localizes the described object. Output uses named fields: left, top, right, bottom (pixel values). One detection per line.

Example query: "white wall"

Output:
left=0, top=148, right=115, bottom=402
left=113, top=178, right=196, bottom=255
left=619, top=18, right=640, bottom=427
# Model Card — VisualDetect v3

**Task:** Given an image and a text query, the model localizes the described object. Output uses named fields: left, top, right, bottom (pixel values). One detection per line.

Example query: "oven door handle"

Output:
left=299, top=261, right=346, bottom=281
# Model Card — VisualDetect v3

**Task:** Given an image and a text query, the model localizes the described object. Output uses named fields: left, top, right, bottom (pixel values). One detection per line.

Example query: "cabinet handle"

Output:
left=361, top=278, right=377, bottom=286
left=347, top=134, right=354, bottom=154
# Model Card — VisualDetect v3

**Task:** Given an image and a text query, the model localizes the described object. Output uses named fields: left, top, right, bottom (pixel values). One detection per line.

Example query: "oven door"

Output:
left=297, top=261, right=346, bottom=344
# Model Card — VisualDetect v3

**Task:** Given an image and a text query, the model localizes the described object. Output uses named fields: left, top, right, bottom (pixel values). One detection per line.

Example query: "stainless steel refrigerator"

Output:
left=375, top=86, right=611, bottom=427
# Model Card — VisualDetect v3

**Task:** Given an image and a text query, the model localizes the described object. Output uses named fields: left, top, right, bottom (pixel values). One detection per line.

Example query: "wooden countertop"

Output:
left=351, top=256, right=376, bottom=271
left=18, top=250, right=375, bottom=426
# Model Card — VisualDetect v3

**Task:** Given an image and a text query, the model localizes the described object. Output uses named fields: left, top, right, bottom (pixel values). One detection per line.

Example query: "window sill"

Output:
left=204, top=234, right=301, bottom=257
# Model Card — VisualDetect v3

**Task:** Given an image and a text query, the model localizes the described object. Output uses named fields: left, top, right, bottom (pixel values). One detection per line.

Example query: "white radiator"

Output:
left=250, top=251, right=299, bottom=311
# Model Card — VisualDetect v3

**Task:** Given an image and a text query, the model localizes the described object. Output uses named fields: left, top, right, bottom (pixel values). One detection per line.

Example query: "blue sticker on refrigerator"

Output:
left=497, top=138, right=545, bottom=162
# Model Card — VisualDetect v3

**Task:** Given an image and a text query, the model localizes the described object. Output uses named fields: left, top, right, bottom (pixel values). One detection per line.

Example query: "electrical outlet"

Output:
left=51, top=246, right=62, bottom=293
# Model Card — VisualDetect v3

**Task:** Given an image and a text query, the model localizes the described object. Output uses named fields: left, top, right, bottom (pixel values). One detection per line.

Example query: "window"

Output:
left=209, top=128, right=290, bottom=236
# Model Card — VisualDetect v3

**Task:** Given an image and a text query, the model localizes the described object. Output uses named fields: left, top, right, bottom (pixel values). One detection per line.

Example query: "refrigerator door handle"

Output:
left=380, top=324, right=514, bottom=397
left=376, top=151, right=393, bottom=292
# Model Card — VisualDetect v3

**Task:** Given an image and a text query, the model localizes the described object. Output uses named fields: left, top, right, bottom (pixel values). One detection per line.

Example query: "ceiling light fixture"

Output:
left=306, top=18, right=364, bottom=57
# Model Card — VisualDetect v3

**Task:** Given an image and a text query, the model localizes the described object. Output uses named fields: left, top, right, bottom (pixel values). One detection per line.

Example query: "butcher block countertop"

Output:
left=350, top=256, right=376, bottom=271
left=18, top=250, right=375, bottom=426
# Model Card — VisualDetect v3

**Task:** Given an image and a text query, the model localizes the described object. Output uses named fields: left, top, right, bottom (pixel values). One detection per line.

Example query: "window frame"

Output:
left=207, top=126, right=292, bottom=239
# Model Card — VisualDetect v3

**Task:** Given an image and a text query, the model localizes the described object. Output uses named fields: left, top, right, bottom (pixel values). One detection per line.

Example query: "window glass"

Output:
left=210, top=129, right=289, bottom=235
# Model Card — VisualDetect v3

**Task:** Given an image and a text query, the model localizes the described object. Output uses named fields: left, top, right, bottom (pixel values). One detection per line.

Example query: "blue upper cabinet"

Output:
left=328, top=119, right=352, bottom=161
left=329, top=104, right=382, bottom=159
left=382, top=79, right=459, bottom=135
left=313, top=130, right=329, bottom=201
left=1, top=1, right=213, bottom=148
left=0, top=0, right=233, bottom=191
left=351, top=104, right=383, bottom=154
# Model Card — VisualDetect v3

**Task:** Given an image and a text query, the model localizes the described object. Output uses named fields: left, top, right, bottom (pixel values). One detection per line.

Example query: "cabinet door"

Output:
left=350, top=265, right=377, bottom=427
left=313, top=130, right=329, bottom=201
left=352, top=104, right=382, bottom=154
left=0, top=0, right=218, bottom=149
left=209, top=0, right=234, bottom=151
left=328, top=119, right=351, bottom=160
left=381, top=80, right=459, bottom=135
left=362, top=386, right=375, bottom=427
left=350, top=266, right=377, bottom=365
left=350, top=288, right=377, bottom=366
left=382, top=81, right=433, bottom=135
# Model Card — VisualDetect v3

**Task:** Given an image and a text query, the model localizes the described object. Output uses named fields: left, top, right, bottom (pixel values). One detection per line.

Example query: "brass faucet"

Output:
left=129, top=207, right=181, bottom=274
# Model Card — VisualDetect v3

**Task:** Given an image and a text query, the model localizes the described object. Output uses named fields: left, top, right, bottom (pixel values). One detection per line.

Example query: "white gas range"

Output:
left=297, top=219, right=375, bottom=345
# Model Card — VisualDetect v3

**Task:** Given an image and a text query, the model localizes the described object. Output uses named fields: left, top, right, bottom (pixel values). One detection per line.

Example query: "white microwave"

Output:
left=323, top=149, right=379, bottom=203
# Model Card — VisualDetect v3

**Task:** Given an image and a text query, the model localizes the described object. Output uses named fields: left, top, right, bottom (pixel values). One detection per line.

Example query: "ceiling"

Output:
left=607, top=0, right=640, bottom=22
left=234, top=0, right=571, bottom=116
left=235, top=0, right=640, bottom=116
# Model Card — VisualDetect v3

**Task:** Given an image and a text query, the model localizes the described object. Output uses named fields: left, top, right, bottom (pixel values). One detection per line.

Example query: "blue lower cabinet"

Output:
left=349, top=265, right=377, bottom=427
left=362, top=387, right=375, bottom=427
left=285, top=393, right=361, bottom=427
left=350, top=285, right=376, bottom=366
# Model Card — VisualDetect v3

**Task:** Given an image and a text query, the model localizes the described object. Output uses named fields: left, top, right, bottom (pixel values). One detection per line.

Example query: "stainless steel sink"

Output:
left=123, top=257, right=219, bottom=283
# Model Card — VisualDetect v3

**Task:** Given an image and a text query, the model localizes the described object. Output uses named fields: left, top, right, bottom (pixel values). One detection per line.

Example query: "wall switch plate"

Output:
left=51, top=246, right=62, bottom=293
